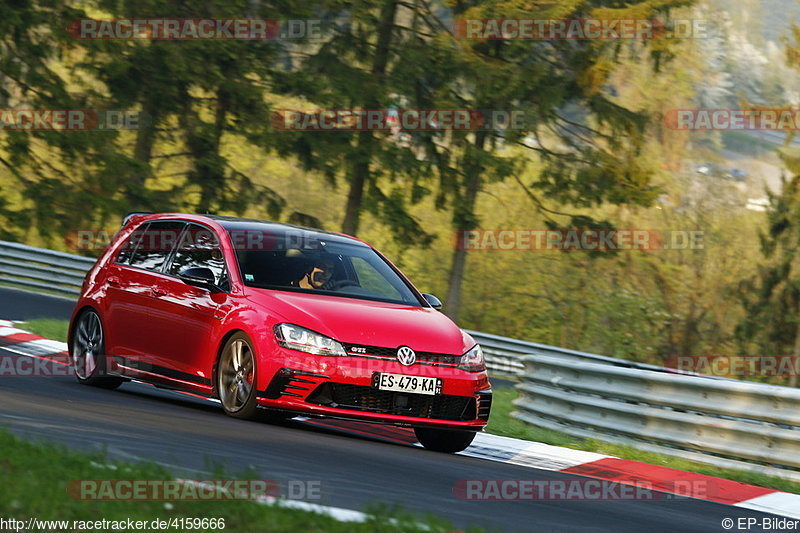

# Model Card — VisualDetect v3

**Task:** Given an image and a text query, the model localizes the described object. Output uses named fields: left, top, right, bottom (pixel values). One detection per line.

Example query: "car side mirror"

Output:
left=422, top=293, right=443, bottom=310
left=179, top=267, right=220, bottom=292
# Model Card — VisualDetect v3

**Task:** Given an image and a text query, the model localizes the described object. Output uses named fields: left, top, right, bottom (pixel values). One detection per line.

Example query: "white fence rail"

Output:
left=466, top=329, right=673, bottom=376
left=514, top=355, right=800, bottom=482
left=0, top=241, right=95, bottom=297
left=2, top=240, right=799, bottom=480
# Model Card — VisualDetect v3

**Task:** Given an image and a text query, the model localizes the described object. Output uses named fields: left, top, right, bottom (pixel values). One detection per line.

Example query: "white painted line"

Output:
left=0, top=342, right=70, bottom=366
left=0, top=327, right=27, bottom=337
left=25, top=338, right=68, bottom=352
left=5, top=339, right=68, bottom=357
left=507, top=442, right=611, bottom=471
left=461, top=433, right=612, bottom=470
left=735, top=492, right=800, bottom=520
left=178, top=479, right=370, bottom=524
left=0, top=320, right=16, bottom=328
left=469, top=432, right=538, bottom=454
left=267, top=498, right=370, bottom=523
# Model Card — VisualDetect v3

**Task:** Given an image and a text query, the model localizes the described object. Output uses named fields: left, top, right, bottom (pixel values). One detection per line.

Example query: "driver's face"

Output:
left=309, top=263, right=334, bottom=287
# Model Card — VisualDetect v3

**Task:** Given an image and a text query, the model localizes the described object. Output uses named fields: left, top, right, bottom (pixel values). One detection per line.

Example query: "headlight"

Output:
left=458, top=344, right=485, bottom=372
left=274, top=323, right=347, bottom=357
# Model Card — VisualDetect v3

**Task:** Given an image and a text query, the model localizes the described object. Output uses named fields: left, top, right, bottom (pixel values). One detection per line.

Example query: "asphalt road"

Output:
left=0, top=286, right=76, bottom=320
left=0, top=286, right=784, bottom=532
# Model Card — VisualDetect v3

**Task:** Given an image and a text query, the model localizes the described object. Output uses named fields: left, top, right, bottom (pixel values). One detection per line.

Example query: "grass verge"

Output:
left=20, top=318, right=70, bottom=343
left=486, top=386, right=800, bottom=495
left=0, top=429, right=472, bottom=533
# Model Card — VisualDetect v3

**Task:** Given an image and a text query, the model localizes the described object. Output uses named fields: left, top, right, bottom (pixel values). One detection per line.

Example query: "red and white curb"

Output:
left=0, top=320, right=69, bottom=365
left=1, top=319, right=798, bottom=521
left=464, top=433, right=800, bottom=519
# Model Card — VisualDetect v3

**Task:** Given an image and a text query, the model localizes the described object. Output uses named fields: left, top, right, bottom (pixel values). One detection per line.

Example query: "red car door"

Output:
left=104, top=220, right=186, bottom=375
left=146, top=223, right=229, bottom=389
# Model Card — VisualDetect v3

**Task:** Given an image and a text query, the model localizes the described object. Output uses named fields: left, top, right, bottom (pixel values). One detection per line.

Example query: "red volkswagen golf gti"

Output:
left=68, top=213, right=492, bottom=452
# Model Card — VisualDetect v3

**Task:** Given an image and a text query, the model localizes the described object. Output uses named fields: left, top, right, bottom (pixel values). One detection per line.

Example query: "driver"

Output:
left=296, top=257, right=335, bottom=289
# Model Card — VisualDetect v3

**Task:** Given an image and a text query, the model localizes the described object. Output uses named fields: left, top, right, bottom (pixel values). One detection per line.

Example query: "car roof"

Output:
left=131, top=213, right=370, bottom=248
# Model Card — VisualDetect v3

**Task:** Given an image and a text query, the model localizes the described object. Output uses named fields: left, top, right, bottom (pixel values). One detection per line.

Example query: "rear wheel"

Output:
left=217, top=333, right=259, bottom=420
left=414, top=427, right=476, bottom=453
left=71, top=310, right=123, bottom=389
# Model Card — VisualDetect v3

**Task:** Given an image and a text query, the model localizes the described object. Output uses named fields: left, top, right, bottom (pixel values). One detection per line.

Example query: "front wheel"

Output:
left=414, top=427, right=476, bottom=453
left=217, top=332, right=259, bottom=420
left=70, top=310, right=123, bottom=389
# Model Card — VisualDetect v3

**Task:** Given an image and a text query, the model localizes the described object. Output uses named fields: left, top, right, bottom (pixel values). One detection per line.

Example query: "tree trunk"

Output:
left=342, top=132, right=370, bottom=235
left=445, top=132, right=487, bottom=320
left=340, top=1, right=397, bottom=236
left=128, top=98, right=158, bottom=208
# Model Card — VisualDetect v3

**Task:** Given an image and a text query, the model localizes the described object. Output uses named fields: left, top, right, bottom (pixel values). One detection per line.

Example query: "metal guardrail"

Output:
left=466, top=329, right=675, bottom=376
left=0, top=241, right=95, bottom=297
left=2, top=240, right=799, bottom=480
left=514, top=355, right=800, bottom=482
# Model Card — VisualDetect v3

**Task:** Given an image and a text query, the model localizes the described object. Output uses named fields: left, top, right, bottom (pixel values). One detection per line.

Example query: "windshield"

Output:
left=232, top=238, right=423, bottom=306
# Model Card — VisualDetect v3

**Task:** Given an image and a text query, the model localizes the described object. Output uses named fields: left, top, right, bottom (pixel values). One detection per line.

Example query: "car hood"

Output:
left=249, top=289, right=473, bottom=355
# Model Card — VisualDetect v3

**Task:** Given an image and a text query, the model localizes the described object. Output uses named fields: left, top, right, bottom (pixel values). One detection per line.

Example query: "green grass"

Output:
left=21, top=318, right=69, bottom=343
left=0, top=429, right=475, bottom=533
left=486, top=387, right=800, bottom=495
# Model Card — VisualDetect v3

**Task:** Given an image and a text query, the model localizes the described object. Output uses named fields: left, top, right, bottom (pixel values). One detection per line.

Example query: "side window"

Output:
left=128, top=221, right=186, bottom=272
left=351, top=257, right=402, bottom=300
left=115, top=225, right=148, bottom=265
left=168, top=224, right=228, bottom=289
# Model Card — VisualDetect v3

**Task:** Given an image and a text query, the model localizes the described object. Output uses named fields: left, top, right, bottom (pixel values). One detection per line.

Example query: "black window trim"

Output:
left=113, top=219, right=232, bottom=293
left=113, top=219, right=187, bottom=275
left=113, top=221, right=151, bottom=266
left=163, top=221, right=231, bottom=293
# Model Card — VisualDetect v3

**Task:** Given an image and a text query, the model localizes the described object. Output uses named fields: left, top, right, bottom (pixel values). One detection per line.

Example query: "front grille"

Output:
left=306, top=383, right=477, bottom=421
left=343, top=344, right=460, bottom=365
left=259, top=368, right=330, bottom=400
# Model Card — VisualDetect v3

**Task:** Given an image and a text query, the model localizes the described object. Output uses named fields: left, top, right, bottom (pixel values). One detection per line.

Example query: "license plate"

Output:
left=373, top=373, right=442, bottom=396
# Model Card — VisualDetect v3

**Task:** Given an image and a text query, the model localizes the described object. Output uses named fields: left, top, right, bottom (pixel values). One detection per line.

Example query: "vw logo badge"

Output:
left=396, top=346, right=416, bottom=366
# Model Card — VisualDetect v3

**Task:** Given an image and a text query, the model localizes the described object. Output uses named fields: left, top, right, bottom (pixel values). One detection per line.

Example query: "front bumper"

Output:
left=256, top=349, right=492, bottom=430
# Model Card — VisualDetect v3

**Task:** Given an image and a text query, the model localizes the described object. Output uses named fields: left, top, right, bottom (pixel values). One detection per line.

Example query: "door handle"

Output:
left=152, top=288, right=167, bottom=297
left=107, top=276, right=120, bottom=286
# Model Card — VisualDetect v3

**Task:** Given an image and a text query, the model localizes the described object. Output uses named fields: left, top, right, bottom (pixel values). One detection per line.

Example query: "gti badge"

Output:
left=396, top=346, right=416, bottom=366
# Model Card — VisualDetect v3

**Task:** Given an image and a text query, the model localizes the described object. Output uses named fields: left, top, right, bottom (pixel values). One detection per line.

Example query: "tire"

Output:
left=414, top=427, right=477, bottom=453
left=216, top=332, right=260, bottom=420
left=70, top=310, right=123, bottom=390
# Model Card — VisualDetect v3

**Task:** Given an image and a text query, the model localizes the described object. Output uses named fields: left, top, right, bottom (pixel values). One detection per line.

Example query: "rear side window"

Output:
left=168, top=224, right=228, bottom=289
left=115, top=225, right=148, bottom=265
left=127, top=221, right=186, bottom=272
